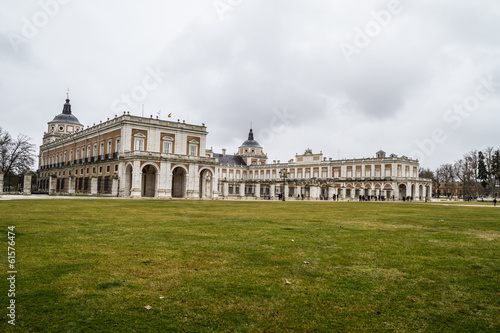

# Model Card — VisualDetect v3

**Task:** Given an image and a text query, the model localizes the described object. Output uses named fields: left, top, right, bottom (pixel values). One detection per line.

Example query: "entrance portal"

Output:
left=172, top=167, right=187, bottom=198
left=142, top=165, right=157, bottom=197
left=199, top=169, right=213, bottom=199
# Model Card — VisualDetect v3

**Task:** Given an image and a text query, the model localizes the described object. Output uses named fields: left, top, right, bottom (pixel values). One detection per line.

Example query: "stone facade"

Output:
left=38, top=97, right=431, bottom=200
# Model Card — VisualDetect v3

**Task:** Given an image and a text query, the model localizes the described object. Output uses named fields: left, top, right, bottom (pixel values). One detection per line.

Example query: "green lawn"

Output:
left=0, top=200, right=499, bottom=332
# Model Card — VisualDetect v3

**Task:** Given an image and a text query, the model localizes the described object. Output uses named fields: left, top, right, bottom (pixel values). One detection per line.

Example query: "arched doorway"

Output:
left=125, top=164, right=133, bottom=197
left=172, top=167, right=187, bottom=198
left=384, top=184, right=393, bottom=199
left=399, top=184, right=407, bottom=200
left=419, top=185, right=424, bottom=200
left=142, top=165, right=157, bottom=198
left=199, top=169, right=213, bottom=199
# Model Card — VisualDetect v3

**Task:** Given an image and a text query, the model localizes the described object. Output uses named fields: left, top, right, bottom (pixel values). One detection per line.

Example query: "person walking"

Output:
left=494, top=198, right=497, bottom=207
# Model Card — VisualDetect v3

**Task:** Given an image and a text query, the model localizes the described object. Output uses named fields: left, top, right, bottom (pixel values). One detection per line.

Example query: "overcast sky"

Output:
left=1, top=0, right=499, bottom=169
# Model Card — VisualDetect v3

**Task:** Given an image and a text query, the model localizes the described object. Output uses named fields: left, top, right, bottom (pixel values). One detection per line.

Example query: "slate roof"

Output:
left=214, top=153, right=247, bottom=166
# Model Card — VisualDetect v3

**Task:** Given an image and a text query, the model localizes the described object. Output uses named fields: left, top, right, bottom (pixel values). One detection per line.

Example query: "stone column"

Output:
left=328, top=186, right=335, bottom=200
left=112, top=176, right=119, bottom=196
left=284, top=184, right=289, bottom=199
left=23, top=173, right=32, bottom=195
left=239, top=183, right=245, bottom=198
left=223, top=181, right=229, bottom=199
left=165, top=161, right=172, bottom=199
left=254, top=183, right=261, bottom=199
left=296, top=185, right=302, bottom=199
left=68, top=176, right=75, bottom=194
left=49, top=175, right=57, bottom=195
left=0, top=172, right=3, bottom=193
left=189, top=164, right=199, bottom=199
left=90, top=176, right=98, bottom=195
left=130, top=160, right=142, bottom=198
left=270, top=183, right=275, bottom=200
left=157, top=160, right=168, bottom=198
left=310, top=186, right=320, bottom=200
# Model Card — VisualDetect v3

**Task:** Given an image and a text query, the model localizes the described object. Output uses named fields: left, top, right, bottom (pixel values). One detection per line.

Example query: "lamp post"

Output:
left=279, top=168, right=289, bottom=201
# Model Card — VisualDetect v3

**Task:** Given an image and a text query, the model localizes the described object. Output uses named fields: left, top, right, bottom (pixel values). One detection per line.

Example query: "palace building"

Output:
left=38, top=96, right=432, bottom=200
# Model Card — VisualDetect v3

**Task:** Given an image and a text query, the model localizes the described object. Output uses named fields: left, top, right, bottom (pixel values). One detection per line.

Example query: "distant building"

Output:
left=38, top=96, right=432, bottom=200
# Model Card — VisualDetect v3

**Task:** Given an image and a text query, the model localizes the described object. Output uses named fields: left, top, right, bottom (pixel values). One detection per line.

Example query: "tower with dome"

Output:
left=43, top=93, right=84, bottom=144
left=235, top=127, right=268, bottom=165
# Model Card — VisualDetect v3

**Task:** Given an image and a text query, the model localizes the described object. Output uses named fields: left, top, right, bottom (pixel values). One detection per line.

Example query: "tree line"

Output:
left=420, top=148, right=500, bottom=199
left=0, top=127, right=36, bottom=191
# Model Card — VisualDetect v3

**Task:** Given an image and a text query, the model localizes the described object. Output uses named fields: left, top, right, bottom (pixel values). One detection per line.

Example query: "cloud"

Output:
left=0, top=0, right=499, bottom=169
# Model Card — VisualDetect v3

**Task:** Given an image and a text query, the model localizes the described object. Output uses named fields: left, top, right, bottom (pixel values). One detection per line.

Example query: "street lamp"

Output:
left=279, top=168, right=289, bottom=201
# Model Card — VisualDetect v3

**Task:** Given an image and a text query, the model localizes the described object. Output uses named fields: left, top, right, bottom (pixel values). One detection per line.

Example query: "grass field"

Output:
left=0, top=200, right=499, bottom=332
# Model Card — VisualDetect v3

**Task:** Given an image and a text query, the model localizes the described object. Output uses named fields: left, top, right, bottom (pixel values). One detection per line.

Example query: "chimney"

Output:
left=222, top=148, right=226, bottom=156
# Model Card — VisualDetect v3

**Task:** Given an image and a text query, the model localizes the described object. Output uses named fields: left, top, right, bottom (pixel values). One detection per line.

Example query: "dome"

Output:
left=239, top=128, right=261, bottom=148
left=49, top=113, right=82, bottom=125
left=48, top=98, right=83, bottom=126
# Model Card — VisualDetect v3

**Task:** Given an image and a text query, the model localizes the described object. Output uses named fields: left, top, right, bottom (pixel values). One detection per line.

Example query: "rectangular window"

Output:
left=191, top=145, right=198, bottom=156
left=163, top=142, right=172, bottom=154
left=69, top=149, right=73, bottom=162
left=189, top=144, right=197, bottom=156
left=134, top=138, right=144, bottom=151
left=106, top=165, right=110, bottom=173
left=107, top=140, right=112, bottom=154
left=116, top=138, right=120, bottom=152
left=63, top=151, right=67, bottom=162
left=87, top=145, right=91, bottom=158
left=100, top=142, right=104, bottom=155
left=99, top=166, right=102, bottom=173
left=114, top=165, right=118, bottom=172
left=93, top=143, right=97, bottom=157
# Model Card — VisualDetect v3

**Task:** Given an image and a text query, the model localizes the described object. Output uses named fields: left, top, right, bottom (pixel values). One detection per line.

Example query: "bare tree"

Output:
left=436, top=164, right=456, bottom=198
left=0, top=127, right=36, bottom=190
left=419, top=167, right=434, bottom=180
left=454, top=151, right=477, bottom=200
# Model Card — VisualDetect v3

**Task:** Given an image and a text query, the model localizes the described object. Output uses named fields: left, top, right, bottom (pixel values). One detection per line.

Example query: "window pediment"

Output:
left=162, top=136, right=174, bottom=141
left=133, top=133, right=146, bottom=138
